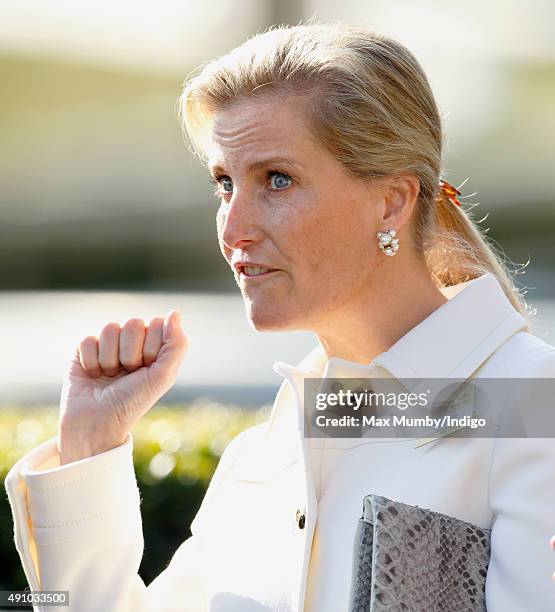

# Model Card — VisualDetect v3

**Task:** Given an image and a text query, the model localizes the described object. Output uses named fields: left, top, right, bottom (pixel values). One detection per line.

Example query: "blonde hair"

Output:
left=178, top=22, right=533, bottom=326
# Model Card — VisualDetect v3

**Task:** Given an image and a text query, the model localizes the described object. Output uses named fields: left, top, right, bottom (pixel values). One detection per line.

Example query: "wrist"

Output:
left=58, top=426, right=128, bottom=465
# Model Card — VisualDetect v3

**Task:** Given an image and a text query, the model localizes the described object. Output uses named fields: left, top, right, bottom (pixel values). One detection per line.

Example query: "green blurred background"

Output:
left=0, top=404, right=267, bottom=596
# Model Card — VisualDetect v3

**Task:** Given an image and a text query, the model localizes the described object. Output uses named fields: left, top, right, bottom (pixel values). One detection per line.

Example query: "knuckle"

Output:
left=122, top=318, right=145, bottom=331
left=147, top=316, right=164, bottom=327
left=79, top=336, right=97, bottom=349
left=101, top=321, right=121, bottom=335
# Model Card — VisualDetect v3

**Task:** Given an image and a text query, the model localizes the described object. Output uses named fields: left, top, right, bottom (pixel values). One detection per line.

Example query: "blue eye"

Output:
left=210, top=175, right=233, bottom=199
left=210, top=171, right=292, bottom=200
left=221, top=177, right=233, bottom=192
left=269, top=172, right=292, bottom=190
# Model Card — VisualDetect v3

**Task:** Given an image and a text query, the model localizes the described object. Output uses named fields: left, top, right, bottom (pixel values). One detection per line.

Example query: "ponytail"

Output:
left=423, top=181, right=533, bottom=328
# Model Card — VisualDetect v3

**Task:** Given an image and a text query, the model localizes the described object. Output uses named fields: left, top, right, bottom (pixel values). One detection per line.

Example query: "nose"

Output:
left=219, top=189, right=263, bottom=252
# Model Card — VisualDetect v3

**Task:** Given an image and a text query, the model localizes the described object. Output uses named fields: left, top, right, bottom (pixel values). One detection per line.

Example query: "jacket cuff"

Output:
left=17, top=432, right=140, bottom=546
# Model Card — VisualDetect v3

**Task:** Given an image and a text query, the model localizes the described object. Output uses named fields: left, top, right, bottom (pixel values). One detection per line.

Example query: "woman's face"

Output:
left=208, top=95, right=390, bottom=332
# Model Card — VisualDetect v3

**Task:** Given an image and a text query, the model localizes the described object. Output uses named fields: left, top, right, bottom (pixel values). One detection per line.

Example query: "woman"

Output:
left=5, top=22, right=555, bottom=611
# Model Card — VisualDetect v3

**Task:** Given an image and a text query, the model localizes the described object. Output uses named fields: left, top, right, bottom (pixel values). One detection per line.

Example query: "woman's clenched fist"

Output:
left=57, top=310, right=187, bottom=465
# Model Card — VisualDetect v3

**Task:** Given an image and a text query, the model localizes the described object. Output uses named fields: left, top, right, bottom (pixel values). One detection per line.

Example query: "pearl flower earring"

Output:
left=377, top=229, right=399, bottom=256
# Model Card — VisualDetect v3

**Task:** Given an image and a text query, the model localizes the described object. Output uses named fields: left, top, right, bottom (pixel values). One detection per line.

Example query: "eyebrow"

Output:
left=208, top=157, right=303, bottom=177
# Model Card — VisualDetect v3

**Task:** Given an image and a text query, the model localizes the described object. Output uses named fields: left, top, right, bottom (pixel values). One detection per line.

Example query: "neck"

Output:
left=314, top=258, right=448, bottom=365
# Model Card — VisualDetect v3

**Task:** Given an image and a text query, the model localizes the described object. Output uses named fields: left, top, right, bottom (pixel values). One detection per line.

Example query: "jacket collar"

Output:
left=273, top=272, right=530, bottom=395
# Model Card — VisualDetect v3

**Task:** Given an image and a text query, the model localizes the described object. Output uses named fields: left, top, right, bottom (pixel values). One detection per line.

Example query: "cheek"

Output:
left=274, top=197, right=370, bottom=298
left=305, top=206, right=371, bottom=275
left=216, top=206, right=228, bottom=257
left=269, top=198, right=325, bottom=269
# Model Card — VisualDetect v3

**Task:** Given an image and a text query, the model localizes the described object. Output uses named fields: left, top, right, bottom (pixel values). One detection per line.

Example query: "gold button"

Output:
left=296, top=508, right=306, bottom=530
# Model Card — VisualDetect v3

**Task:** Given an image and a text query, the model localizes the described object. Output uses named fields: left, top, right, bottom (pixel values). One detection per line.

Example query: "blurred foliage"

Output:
left=0, top=403, right=270, bottom=591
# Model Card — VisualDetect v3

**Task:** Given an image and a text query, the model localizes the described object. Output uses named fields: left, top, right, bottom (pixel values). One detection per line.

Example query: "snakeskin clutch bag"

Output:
left=349, top=494, right=491, bottom=611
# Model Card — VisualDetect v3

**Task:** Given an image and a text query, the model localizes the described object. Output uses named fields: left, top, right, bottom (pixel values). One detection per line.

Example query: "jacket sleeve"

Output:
left=485, top=348, right=555, bottom=611
left=4, top=424, right=259, bottom=612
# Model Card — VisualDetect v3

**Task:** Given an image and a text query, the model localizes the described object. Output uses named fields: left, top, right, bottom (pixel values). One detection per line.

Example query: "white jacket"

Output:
left=5, top=272, right=555, bottom=611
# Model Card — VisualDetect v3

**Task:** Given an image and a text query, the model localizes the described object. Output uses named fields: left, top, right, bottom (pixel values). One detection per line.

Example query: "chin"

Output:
left=245, top=301, right=300, bottom=332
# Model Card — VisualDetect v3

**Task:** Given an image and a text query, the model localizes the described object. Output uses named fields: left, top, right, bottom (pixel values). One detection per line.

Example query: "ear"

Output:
left=380, top=175, right=420, bottom=226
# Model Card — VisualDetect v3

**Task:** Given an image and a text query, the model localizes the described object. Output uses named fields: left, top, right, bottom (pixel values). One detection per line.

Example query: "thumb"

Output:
left=145, top=309, right=187, bottom=397
left=163, top=309, right=183, bottom=344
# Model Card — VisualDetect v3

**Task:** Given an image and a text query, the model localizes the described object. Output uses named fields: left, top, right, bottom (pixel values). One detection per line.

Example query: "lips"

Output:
left=240, top=265, right=279, bottom=278
left=233, top=262, right=280, bottom=278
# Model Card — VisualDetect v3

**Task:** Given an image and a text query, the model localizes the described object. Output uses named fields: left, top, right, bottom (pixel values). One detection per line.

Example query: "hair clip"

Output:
left=438, top=179, right=462, bottom=207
